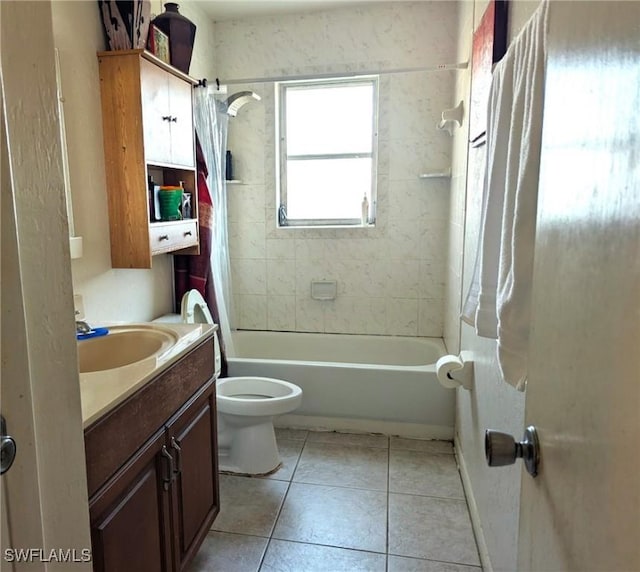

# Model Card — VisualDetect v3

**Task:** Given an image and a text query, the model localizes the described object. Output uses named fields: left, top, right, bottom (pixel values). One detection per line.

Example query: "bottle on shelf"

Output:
left=225, top=150, right=234, bottom=181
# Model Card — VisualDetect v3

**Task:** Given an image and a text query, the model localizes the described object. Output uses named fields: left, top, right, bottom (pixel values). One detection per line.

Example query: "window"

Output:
left=277, top=77, right=378, bottom=227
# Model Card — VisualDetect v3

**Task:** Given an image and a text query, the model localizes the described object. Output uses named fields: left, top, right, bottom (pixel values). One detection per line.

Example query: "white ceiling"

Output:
left=198, top=0, right=378, bottom=22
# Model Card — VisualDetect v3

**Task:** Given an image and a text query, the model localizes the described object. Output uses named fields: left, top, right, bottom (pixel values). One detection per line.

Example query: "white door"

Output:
left=0, top=2, right=92, bottom=569
left=517, top=2, right=640, bottom=570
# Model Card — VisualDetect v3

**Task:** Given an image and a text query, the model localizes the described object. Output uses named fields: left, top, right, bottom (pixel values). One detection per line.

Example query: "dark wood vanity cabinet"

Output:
left=84, top=337, right=219, bottom=572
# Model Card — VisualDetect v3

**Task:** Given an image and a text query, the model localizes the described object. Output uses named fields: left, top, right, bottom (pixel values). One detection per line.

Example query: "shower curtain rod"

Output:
left=217, top=61, right=468, bottom=85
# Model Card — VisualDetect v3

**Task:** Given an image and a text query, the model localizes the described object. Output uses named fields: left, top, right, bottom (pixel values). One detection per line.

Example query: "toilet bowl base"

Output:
left=218, top=461, right=283, bottom=478
left=217, top=418, right=281, bottom=475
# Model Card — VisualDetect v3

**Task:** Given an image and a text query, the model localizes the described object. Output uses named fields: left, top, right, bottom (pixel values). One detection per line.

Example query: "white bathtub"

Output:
left=227, top=330, right=454, bottom=439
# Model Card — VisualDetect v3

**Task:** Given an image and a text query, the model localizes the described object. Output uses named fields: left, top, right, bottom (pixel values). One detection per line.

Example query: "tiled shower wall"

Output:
left=214, top=2, right=458, bottom=336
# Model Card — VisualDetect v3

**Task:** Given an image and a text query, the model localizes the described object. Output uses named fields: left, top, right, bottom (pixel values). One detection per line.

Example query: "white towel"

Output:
left=461, top=1, right=548, bottom=390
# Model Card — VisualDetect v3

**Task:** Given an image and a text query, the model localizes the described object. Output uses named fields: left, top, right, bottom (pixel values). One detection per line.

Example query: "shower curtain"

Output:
left=174, top=87, right=235, bottom=362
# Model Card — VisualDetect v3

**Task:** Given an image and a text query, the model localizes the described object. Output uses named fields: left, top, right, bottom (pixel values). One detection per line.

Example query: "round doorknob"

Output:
left=485, top=426, right=540, bottom=477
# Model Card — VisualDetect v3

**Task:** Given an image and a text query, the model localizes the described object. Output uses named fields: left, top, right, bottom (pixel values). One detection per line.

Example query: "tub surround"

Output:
left=79, top=322, right=216, bottom=427
left=215, top=2, right=457, bottom=337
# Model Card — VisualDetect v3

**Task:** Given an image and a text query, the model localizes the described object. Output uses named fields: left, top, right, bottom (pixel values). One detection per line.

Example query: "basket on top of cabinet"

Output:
left=97, top=49, right=200, bottom=269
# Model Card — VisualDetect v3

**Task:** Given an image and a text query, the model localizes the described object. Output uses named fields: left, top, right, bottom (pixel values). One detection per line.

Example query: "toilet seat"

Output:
left=217, top=377, right=302, bottom=417
left=181, top=289, right=214, bottom=324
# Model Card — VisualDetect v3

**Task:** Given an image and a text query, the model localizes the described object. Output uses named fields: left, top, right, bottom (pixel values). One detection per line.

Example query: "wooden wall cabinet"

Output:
left=85, top=338, right=219, bottom=571
left=97, top=49, right=200, bottom=269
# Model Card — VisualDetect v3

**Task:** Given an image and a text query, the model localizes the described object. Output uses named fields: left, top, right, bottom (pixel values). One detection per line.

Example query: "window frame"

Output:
left=276, top=75, right=379, bottom=228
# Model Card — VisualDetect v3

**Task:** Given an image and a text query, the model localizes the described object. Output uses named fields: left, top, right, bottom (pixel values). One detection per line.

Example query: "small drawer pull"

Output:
left=171, top=116, right=177, bottom=123
left=158, top=234, right=169, bottom=241
left=162, top=115, right=172, bottom=121
left=184, top=230, right=192, bottom=237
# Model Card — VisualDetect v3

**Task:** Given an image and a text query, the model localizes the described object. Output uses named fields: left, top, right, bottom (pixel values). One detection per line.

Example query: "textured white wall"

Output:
left=51, top=0, right=215, bottom=323
left=215, top=2, right=458, bottom=336
left=450, top=2, right=541, bottom=571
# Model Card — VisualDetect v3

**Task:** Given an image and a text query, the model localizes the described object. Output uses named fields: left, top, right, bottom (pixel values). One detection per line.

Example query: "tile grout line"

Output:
left=256, top=430, right=310, bottom=571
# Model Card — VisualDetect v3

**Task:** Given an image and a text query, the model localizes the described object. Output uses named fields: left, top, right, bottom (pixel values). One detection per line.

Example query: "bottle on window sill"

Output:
left=361, top=194, right=369, bottom=225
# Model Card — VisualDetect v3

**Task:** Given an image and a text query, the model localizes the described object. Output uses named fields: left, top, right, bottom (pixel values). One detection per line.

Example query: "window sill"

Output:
left=277, top=223, right=375, bottom=230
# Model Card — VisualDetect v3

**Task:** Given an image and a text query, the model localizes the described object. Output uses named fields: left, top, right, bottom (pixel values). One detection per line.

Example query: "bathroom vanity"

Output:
left=81, top=325, right=218, bottom=571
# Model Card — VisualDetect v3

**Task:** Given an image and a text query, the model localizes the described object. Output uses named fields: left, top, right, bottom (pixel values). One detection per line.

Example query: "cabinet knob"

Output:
left=162, top=115, right=172, bottom=122
left=158, top=234, right=169, bottom=241
left=171, top=116, right=177, bottom=123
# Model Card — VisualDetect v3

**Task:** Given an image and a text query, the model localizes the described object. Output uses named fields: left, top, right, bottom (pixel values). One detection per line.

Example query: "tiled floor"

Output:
left=189, top=429, right=481, bottom=572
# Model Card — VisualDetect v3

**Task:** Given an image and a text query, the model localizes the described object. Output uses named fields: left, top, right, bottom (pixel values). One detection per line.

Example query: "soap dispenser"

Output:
left=361, top=194, right=369, bottom=225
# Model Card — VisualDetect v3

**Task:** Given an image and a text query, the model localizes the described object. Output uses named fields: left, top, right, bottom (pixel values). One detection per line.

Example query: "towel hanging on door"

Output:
left=461, top=0, right=549, bottom=391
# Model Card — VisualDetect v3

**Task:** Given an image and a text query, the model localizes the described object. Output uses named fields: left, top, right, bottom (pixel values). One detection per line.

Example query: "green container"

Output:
left=158, top=188, right=183, bottom=221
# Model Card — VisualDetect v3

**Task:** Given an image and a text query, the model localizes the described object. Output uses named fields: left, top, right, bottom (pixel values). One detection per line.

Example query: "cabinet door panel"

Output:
left=141, top=59, right=171, bottom=165
left=168, top=384, right=219, bottom=570
left=167, top=73, right=195, bottom=168
left=90, top=431, right=172, bottom=572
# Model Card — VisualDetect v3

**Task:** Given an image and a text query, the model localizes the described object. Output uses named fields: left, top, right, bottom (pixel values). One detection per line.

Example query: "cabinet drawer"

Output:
left=150, top=221, right=198, bottom=255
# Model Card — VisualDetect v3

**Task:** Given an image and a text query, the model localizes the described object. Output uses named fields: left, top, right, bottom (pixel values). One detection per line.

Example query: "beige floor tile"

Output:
left=261, top=539, right=386, bottom=572
left=388, top=555, right=481, bottom=572
left=390, top=437, right=454, bottom=455
left=213, top=475, right=288, bottom=537
left=262, top=439, right=304, bottom=482
left=306, top=430, right=389, bottom=449
left=188, top=531, right=267, bottom=572
left=293, top=442, right=388, bottom=491
left=272, top=482, right=387, bottom=553
left=275, top=428, right=309, bottom=441
left=389, top=450, right=464, bottom=499
left=389, top=494, right=480, bottom=566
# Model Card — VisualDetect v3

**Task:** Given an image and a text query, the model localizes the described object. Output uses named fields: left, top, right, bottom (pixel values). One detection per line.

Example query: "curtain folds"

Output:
left=174, top=88, right=234, bottom=373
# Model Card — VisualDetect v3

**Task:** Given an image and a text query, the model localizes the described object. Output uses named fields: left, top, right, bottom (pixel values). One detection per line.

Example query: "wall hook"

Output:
left=437, top=100, right=464, bottom=136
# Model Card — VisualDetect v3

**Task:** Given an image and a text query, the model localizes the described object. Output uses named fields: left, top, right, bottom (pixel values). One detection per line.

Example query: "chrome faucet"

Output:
left=75, top=307, right=91, bottom=334
left=76, top=320, right=91, bottom=334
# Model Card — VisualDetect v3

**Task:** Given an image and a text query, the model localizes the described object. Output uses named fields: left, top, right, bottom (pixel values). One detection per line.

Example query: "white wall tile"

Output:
left=419, top=259, right=446, bottom=300
left=237, top=294, right=267, bottom=330
left=229, top=221, right=266, bottom=259
left=295, top=297, right=325, bottom=332
left=385, top=261, right=420, bottom=299
left=418, top=298, right=444, bottom=337
left=295, top=239, right=325, bottom=260
left=267, top=259, right=296, bottom=295
left=232, top=259, right=267, bottom=295
left=386, top=298, right=419, bottom=336
left=227, top=184, right=265, bottom=223
left=267, top=295, right=296, bottom=331
left=266, top=238, right=296, bottom=260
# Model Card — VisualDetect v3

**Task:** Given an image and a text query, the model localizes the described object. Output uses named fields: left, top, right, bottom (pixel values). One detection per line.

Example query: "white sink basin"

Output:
left=77, top=325, right=179, bottom=374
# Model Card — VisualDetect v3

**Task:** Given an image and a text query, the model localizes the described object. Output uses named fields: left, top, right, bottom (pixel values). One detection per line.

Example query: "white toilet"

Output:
left=161, top=290, right=303, bottom=475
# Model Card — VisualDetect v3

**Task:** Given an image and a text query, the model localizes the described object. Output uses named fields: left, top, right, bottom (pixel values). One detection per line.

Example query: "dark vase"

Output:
left=150, top=2, right=196, bottom=74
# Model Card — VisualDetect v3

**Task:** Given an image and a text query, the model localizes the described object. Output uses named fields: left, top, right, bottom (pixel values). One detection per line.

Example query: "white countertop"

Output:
left=80, top=322, right=217, bottom=428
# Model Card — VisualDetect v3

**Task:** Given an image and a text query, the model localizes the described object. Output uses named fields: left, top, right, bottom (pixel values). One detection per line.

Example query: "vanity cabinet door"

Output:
left=166, top=382, right=219, bottom=571
left=89, top=430, right=173, bottom=572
